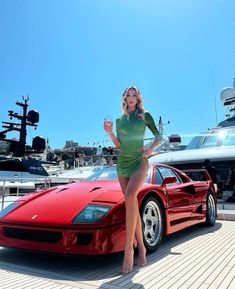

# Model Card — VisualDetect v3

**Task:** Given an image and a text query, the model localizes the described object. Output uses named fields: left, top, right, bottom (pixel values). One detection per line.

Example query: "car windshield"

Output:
left=86, top=166, right=117, bottom=180
left=86, top=166, right=151, bottom=182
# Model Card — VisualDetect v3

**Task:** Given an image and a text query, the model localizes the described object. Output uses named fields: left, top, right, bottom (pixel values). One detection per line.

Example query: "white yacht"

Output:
left=150, top=79, right=235, bottom=200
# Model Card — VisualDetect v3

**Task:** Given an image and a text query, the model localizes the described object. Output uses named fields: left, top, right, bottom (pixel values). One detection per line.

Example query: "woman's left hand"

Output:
left=141, top=147, right=153, bottom=158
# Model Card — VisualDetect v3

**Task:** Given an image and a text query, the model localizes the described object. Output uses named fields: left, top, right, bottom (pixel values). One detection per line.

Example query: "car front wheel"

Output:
left=140, top=196, right=164, bottom=252
left=205, top=191, right=216, bottom=226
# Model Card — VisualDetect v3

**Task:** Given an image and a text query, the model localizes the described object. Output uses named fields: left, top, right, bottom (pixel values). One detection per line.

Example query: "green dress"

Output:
left=116, top=111, right=160, bottom=177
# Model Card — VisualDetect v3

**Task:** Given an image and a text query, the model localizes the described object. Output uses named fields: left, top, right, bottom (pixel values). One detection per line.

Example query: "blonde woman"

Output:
left=104, top=86, right=161, bottom=273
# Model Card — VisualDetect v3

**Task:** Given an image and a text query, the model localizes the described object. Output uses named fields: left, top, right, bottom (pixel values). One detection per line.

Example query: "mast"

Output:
left=0, top=96, right=40, bottom=157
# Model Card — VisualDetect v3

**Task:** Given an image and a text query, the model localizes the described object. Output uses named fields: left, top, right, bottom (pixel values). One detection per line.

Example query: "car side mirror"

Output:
left=162, top=176, right=177, bottom=186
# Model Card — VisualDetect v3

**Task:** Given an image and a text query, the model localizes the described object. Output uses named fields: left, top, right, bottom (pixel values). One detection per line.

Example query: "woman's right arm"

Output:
left=104, top=120, right=120, bottom=149
left=108, top=132, right=120, bottom=148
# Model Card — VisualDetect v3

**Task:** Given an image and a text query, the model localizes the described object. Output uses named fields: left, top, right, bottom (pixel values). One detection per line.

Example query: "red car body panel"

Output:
left=0, top=163, right=216, bottom=254
left=0, top=223, right=126, bottom=255
left=3, top=181, right=124, bottom=226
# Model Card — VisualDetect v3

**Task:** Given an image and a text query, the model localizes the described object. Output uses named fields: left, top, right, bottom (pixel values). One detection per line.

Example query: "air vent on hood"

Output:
left=89, top=187, right=102, bottom=192
left=58, top=188, right=69, bottom=192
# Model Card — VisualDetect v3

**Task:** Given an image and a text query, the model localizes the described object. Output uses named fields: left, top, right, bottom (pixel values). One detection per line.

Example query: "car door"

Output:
left=156, top=166, right=195, bottom=224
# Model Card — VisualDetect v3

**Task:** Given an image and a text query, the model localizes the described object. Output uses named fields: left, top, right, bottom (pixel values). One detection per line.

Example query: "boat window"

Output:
left=221, top=128, right=235, bottom=146
left=0, top=161, right=28, bottom=172
left=200, top=133, right=218, bottom=148
left=157, top=166, right=181, bottom=185
left=185, top=136, right=203, bottom=150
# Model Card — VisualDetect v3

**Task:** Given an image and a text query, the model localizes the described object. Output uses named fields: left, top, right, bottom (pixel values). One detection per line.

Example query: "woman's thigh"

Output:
left=125, top=160, right=148, bottom=197
left=118, top=175, right=129, bottom=194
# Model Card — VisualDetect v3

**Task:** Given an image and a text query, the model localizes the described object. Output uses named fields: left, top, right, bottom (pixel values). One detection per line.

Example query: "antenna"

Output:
left=159, top=116, right=163, bottom=136
left=212, top=72, right=218, bottom=125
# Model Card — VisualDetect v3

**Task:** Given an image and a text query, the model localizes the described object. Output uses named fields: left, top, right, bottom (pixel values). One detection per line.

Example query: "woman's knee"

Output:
left=125, top=193, right=138, bottom=207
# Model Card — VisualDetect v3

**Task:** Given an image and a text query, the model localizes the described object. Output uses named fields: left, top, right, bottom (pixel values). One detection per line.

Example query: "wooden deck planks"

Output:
left=0, top=220, right=234, bottom=289
left=111, top=224, right=231, bottom=288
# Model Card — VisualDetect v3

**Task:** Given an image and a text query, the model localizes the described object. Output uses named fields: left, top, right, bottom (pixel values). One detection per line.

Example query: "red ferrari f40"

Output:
left=0, top=163, right=217, bottom=255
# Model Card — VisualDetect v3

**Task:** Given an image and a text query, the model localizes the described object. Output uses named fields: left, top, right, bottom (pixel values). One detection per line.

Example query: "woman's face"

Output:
left=126, top=88, right=138, bottom=110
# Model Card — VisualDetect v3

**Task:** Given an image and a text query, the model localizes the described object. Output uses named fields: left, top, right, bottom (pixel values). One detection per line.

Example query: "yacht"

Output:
left=150, top=79, right=235, bottom=200
left=0, top=156, right=57, bottom=180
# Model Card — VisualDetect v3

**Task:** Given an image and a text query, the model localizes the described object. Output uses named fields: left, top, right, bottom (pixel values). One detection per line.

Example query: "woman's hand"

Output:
left=141, top=147, right=153, bottom=158
left=104, top=119, right=113, bottom=135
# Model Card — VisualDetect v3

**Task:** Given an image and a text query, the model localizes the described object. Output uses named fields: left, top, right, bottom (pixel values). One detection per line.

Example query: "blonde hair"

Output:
left=122, top=86, right=145, bottom=119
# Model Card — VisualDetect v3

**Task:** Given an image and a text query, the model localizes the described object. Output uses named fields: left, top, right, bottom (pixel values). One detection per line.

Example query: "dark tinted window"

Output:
left=185, top=171, right=207, bottom=181
left=0, top=161, right=28, bottom=172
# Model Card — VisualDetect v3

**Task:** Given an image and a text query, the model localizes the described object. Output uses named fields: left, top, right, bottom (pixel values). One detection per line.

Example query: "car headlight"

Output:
left=72, top=204, right=112, bottom=223
left=0, top=202, right=21, bottom=218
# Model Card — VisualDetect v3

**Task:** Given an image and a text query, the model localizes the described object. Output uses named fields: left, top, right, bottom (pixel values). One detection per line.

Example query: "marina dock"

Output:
left=0, top=220, right=234, bottom=289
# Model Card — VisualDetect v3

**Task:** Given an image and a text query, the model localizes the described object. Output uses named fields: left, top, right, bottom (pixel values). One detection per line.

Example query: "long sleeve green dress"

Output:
left=116, top=111, right=161, bottom=177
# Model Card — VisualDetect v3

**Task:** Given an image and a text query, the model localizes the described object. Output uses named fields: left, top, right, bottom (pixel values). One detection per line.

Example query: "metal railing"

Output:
left=0, top=176, right=74, bottom=211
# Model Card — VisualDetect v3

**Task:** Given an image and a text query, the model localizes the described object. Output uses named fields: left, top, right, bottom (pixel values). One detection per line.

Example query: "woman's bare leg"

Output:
left=135, top=210, right=147, bottom=266
left=118, top=175, right=129, bottom=194
left=118, top=175, right=138, bottom=249
left=122, top=160, right=148, bottom=273
left=118, top=175, right=133, bottom=273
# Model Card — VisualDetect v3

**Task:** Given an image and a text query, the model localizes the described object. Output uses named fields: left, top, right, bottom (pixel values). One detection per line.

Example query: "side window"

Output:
left=200, top=132, right=218, bottom=148
left=158, top=166, right=181, bottom=185
left=221, top=128, right=235, bottom=146
left=154, top=168, right=163, bottom=185
left=186, top=136, right=202, bottom=150
left=145, top=166, right=151, bottom=183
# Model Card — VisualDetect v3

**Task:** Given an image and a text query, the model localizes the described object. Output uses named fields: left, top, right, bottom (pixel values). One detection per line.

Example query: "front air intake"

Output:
left=3, top=227, right=62, bottom=243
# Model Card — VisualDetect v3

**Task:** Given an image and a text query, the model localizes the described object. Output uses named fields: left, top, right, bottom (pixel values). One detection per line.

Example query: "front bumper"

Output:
left=0, top=222, right=125, bottom=255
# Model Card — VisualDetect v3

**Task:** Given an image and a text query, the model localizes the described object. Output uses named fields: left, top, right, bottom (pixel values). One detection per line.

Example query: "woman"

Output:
left=104, top=86, right=161, bottom=273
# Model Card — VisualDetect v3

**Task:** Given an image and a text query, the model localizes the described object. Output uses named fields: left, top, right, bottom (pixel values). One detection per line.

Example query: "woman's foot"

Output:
left=137, top=246, right=147, bottom=267
left=122, top=247, right=134, bottom=273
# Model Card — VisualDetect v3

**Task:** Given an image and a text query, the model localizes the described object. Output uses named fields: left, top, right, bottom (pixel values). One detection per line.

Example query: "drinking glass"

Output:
left=104, top=115, right=113, bottom=132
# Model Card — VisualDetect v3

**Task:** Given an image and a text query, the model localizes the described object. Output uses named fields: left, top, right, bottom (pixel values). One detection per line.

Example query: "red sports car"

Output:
left=0, top=163, right=217, bottom=255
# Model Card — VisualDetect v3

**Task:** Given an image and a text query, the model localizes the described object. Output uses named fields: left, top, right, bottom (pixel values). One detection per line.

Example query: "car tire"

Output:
left=205, top=191, right=217, bottom=226
left=140, top=196, right=164, bottom=252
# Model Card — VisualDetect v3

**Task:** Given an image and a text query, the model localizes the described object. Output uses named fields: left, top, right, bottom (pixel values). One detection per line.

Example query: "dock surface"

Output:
left=0, top=220, right=234, bottom=289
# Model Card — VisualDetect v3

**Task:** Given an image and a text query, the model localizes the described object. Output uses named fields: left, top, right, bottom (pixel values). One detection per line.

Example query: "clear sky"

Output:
left=0, top=0, right=235, bottom=149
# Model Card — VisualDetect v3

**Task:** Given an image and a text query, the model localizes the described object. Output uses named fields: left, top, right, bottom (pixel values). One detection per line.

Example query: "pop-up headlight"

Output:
left=72, top=204, right=112, bottom=223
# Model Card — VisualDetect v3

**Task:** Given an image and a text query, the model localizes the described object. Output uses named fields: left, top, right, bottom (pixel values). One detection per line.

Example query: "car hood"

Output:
left=2, top=180, right=124, bottom=226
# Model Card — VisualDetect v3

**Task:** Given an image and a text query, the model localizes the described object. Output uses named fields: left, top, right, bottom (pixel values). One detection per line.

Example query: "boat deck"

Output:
left=0, top=220, right=234, bottom=289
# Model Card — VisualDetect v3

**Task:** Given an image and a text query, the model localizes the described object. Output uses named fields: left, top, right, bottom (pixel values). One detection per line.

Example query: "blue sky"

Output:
left=0, top=0, right=235, bottom=149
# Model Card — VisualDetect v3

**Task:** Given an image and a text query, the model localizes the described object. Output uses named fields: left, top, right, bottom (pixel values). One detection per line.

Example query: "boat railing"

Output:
left=0, top=176, right=75, bottom=211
